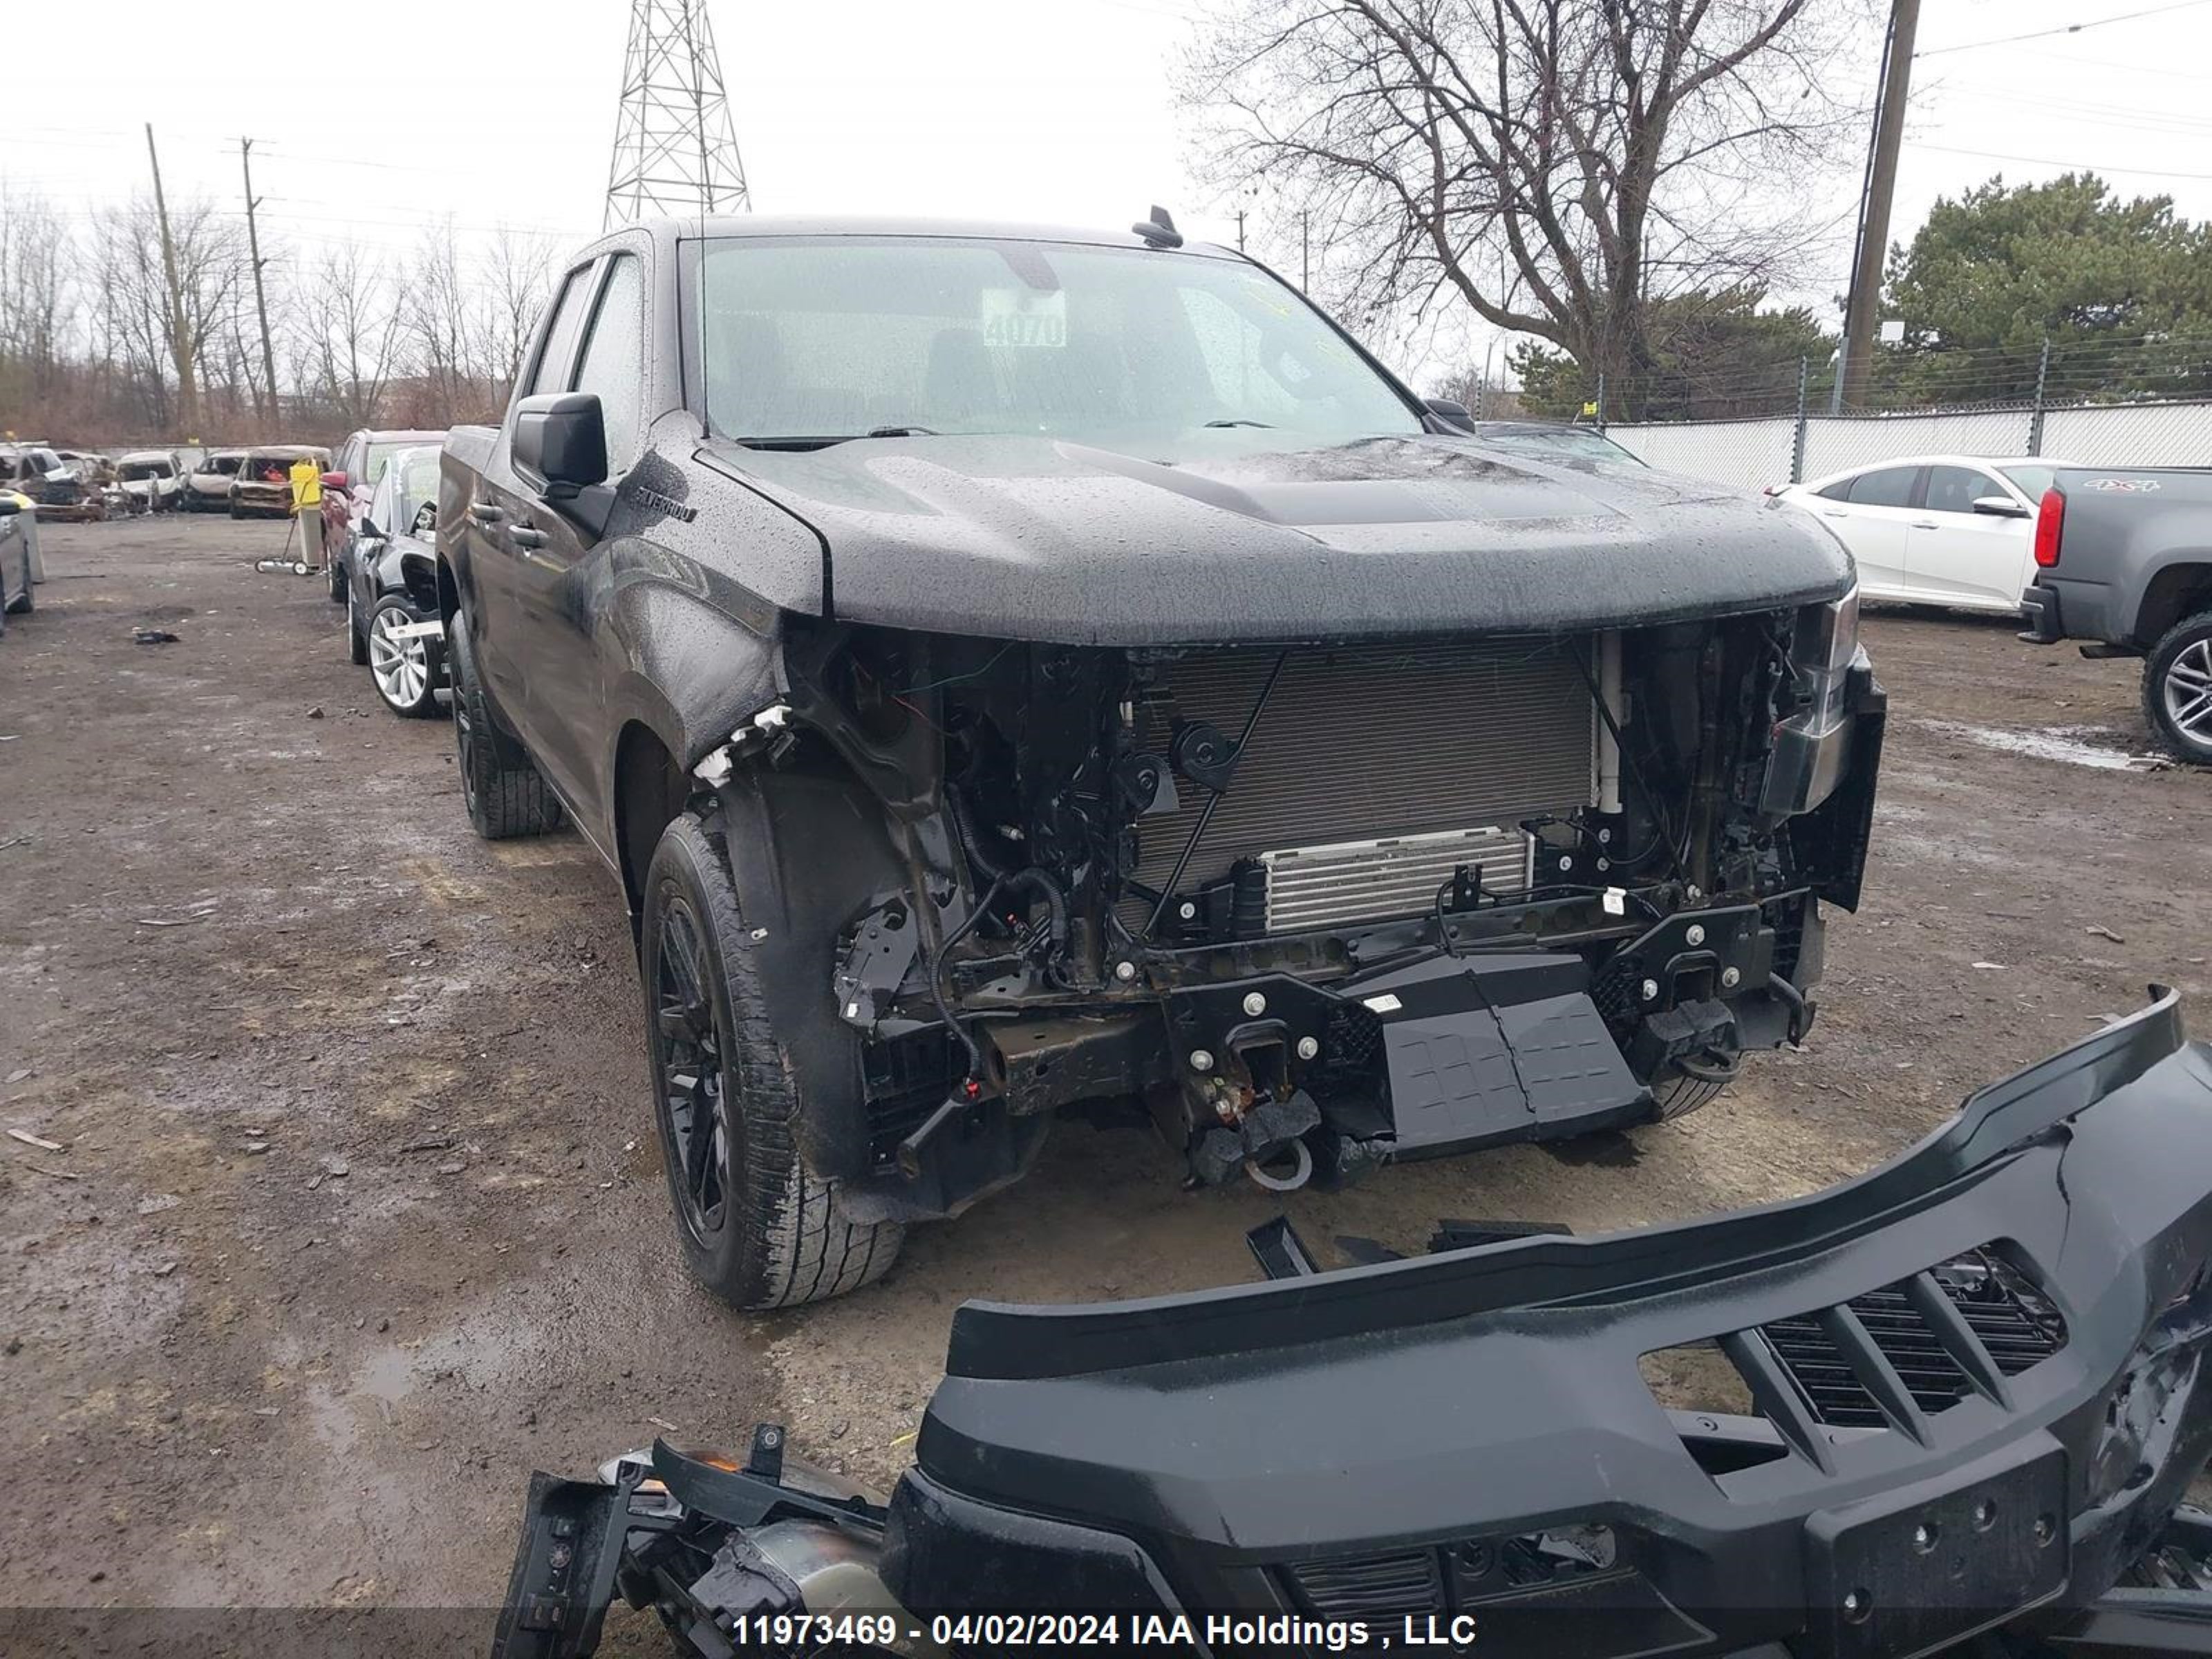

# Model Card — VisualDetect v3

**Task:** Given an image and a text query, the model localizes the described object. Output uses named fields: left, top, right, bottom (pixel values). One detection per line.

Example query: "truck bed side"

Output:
left=2027, top=467, right=2212, bottom=649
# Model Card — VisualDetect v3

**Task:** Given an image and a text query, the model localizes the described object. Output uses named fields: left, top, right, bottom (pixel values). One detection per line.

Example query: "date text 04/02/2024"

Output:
left=725, top=1612, right=1484, bottom=1651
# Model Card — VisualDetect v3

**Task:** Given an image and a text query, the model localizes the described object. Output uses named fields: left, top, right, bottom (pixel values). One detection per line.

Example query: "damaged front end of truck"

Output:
left=496, top=994, right=2212, bottom=1658
left=690, top=574, right=1882, bottom=1220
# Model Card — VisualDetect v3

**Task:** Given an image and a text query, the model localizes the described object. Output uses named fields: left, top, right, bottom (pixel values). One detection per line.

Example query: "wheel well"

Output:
left=435, top=557, right=460, bottom=625
left=615, top=722, right=688, bottom=917
left=2137, top=564, right=2212, bottom=647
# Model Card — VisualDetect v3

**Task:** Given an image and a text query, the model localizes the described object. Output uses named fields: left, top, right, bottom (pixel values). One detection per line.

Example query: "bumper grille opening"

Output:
left=1284, top=1526, right=1620, bottom=1620
left=1761, top=1245, right=2065, bottom=1429
left=1284, top=1548, right=1443, bottom=1617
left=1640, top=1244, right=2068, bottom=1477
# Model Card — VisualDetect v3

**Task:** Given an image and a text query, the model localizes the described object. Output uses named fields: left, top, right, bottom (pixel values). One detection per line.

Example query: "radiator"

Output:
left=1130, top=639, right=1595, bottom=930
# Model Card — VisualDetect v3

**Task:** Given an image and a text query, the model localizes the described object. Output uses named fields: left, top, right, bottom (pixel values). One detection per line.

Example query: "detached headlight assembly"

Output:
left=1760, top=585, right=1864, bottom=816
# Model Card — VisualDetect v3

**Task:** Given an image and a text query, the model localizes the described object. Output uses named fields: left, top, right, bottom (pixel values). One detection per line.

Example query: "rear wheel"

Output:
left=448, top=608, right=563, bottom=838
left=2144, top=610, right=2212, bottom=765
left=642, top=814, right=903, bottom=1310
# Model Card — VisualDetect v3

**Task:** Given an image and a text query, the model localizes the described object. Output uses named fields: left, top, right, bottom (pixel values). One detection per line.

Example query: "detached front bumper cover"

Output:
left=496, top=991, right=2212, bottom=1658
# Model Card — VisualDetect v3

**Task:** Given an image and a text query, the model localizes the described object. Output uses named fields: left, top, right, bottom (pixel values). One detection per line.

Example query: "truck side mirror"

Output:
left=322, top=471, right=348, bottom=491
left=514, top=393, right=609, bottom=495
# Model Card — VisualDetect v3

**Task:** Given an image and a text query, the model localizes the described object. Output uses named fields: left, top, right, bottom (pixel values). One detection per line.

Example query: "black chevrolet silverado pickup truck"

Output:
left=2019, top=467, right=2212, bottom=762
left=438, top=212, right=1883, bottom=1310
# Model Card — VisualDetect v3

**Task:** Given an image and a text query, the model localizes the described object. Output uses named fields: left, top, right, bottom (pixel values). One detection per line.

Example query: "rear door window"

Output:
left=525, top=263, right=600, bottom=400
left=1848, top=466, right=1922, bottom=508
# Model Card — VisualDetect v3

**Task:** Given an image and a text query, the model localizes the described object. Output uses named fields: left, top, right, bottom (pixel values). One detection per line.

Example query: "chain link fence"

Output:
left=1607, top=400, right=2212, bottom=490
left=1539, top=331, right=2212, bottom=489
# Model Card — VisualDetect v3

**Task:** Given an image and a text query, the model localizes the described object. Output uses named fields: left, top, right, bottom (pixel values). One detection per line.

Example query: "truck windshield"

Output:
left=693, top=235, right=1423, bottom=450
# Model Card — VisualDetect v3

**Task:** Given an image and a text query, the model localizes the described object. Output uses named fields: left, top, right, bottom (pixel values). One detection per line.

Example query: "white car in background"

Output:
left=1772, top=453, right=2077, bottom=614
left=117, top=450, right=185, bottom=512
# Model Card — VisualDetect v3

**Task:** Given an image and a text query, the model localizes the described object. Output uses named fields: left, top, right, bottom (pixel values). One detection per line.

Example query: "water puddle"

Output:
left=1917, top=719, right=2169, bottom=774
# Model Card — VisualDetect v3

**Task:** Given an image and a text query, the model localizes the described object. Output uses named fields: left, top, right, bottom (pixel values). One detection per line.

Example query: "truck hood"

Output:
left=711, top=432, right=1850, bottom=645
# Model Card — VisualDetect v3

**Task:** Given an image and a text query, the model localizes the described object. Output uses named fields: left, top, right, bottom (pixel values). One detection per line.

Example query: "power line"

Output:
left=1914, top=140, right=2212, bottom=180
left=1916, top=0, right=2212, bottom=57
left=1933, top=86, right=2212, bottom=135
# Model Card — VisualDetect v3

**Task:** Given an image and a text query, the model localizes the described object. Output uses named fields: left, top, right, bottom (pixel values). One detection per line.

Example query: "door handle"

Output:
left=468, top=500, right=505, bottom=526
left=1910, top=521, right=1938, bottom=530
left=509, top=523, right=549, bottom=552
left=1821, top=509, right=1848, bottom=518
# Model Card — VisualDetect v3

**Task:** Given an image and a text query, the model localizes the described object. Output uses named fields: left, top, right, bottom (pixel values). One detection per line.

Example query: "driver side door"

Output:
left=499, top=250, right=648, bottom=815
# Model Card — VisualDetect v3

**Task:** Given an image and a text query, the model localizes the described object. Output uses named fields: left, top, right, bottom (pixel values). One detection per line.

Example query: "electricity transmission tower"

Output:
left=604, top=0, right=751, bottom=230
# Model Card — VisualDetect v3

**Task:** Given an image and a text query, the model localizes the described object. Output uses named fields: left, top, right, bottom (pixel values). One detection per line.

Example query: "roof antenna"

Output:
left=1132, top=205, right=1183, bottom=249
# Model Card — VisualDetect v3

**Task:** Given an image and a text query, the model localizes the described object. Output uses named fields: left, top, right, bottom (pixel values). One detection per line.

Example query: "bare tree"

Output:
left=299, top=241, right=403, bottom=429
left=0, top=184, right=76, bottom=403
left=5, top=193, right=564, bottom=439
left=403, top=218, right=486, bottom=421
left=1184, top=0, right=1868, bottom=401
left=481, top=229, right=554, bottom=402
left=87, top=195, right=250, bottom=433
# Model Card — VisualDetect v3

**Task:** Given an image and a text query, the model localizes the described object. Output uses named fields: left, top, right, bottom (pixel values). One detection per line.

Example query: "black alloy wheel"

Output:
left=650, top=894, right=732, bottom=1248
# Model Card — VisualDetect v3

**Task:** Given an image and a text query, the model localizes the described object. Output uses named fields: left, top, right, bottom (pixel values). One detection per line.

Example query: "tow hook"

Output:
left=1188, top=1088, right=1321, bottom=1190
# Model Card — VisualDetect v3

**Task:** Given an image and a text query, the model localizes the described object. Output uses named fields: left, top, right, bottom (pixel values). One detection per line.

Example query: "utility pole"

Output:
left=240, top=138, right=279, bottom=422
left=1838, top=0, right=1920, bottom=411
left=144, top=123, right=198, bottom=436
left=1235, top=208, right=1246, bottom=252
left=1300, top=209, right=1310, bottom=290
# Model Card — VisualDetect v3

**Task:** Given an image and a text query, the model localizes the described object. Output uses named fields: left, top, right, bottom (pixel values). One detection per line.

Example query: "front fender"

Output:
left=601, top=545, right=785, bottom=773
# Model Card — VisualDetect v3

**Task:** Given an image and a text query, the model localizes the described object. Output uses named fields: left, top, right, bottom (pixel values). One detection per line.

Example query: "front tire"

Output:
left=641, top=814, right=903, bottom=1310
left=366, top=596, right=442, bottom=719
left=447, top=608, right=563, bottom=838
left=2144, top=610, right=2212, bottom=765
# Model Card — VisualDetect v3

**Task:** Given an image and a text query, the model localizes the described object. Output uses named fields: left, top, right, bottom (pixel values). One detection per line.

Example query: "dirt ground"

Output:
left=2, top=516, right=2206, bottom=1648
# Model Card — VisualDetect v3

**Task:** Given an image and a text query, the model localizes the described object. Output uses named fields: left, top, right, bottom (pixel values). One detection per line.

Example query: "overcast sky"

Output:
left=8, top=0, right=2212, bottom=385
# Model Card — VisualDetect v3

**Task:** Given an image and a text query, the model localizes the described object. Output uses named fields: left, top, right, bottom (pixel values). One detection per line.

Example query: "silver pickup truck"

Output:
left=2019, top=467, right=2212, bottom=762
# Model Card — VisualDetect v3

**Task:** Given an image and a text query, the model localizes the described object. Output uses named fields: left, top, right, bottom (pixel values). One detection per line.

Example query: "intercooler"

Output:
left=1129, top=639, right=1597, bottom=932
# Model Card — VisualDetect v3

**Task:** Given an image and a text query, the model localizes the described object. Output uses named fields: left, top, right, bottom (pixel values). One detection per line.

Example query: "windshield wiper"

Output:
left=732, top=427, right=941, bottom=451
left=1203, top=418, right=1274, bottom=429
